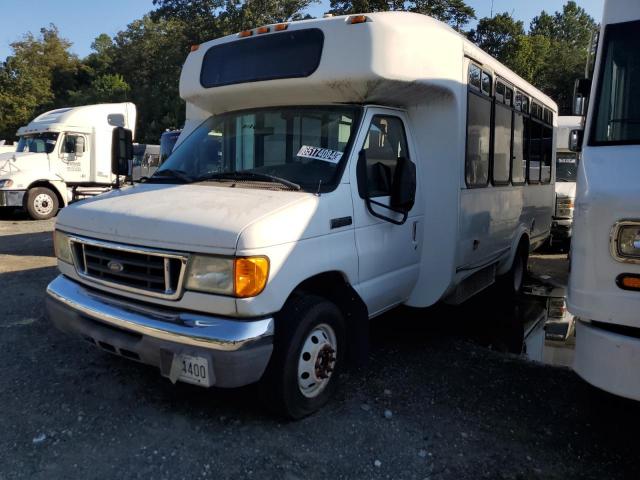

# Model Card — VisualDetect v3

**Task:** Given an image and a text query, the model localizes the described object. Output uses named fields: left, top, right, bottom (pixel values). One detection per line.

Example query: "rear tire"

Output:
left=259, top=294, right=346, bottom=420
left=499, top=242, right=528, bottom=296
left=25, top=187, right=59, bottom=220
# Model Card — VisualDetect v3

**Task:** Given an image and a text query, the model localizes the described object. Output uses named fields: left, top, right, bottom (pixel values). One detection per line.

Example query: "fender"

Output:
left=27, top=179, right=69, bottom=207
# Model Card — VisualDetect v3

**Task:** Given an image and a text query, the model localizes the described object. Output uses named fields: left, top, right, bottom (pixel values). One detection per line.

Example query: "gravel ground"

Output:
left=1, top=209, right=639, bottom=480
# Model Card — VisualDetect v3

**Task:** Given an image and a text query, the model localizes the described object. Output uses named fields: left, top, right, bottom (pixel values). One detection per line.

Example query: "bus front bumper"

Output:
left=574, top=319, right=640, bottom=401
left=46, top=275, right=274, bottom=388
left=0, top=190, right=25, bottom=207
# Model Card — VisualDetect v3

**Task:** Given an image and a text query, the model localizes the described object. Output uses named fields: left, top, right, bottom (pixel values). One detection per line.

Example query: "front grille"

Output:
left=71, top=237, right=188, bottom=300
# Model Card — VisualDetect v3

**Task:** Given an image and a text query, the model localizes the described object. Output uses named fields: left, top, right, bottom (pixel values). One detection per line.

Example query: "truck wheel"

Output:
left=260, top=294, right=346, bottom=419
left=25, top=187, right=59, bottom=220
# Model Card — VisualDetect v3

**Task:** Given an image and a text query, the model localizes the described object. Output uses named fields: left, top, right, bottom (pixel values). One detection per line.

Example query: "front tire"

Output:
left=25, top=187, right=59, bottom=220
left=260, top=294, right=346, bottom=419
left=499, top=242, right=528, bottom=296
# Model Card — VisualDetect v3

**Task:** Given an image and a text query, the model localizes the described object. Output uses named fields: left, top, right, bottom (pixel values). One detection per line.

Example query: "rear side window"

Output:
left=466, top=92, right=491, bottom=186
left=201, top=29, right=324, bottom=88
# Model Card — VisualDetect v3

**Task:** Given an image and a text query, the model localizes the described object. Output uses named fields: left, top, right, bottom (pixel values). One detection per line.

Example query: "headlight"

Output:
left=53, top=230, right=74, bottom=264
left=185, top=255, right=269, bottom=297
left=612, top=221, right=640, bottom=262
left=0, top=179, right=14, bottom=188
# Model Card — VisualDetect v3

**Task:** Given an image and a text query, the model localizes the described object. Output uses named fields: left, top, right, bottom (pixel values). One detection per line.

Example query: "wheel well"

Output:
left=290, top=272, right=369, bottom=366
left=27, top=181, right=65, bottom=207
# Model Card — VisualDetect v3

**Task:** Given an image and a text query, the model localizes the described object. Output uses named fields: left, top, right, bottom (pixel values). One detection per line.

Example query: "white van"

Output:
left=569, top=0, right=640, bottom=401
left=551, top=116, right=582, bottom=247
left=46, top=12, right=556, bottom=418
left=0, top=103, right=136, bottom=219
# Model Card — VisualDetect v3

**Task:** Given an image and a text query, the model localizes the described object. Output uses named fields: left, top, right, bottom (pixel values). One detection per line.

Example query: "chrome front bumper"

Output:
left=46, top=275, right=274, bottom=388
left=0, top=189, right=25, bottom=207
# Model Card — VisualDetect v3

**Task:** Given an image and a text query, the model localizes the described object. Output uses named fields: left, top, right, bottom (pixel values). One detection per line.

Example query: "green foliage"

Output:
left=0, top=1, right=598, bottom=142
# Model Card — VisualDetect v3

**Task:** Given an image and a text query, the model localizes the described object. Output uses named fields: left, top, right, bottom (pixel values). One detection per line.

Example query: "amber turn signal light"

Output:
left=257, top=26, right=270, bottom=34
left=238, top=30, right=253, bottom=38
left=616, top=274, right=640, bottom=291
left=348, top=15, right=368, bottom=24
left=235, top=257, right=269, bottom=298
left=274, top=23, right=288, bottom=31
left=190, top=44, right=200, bottom=52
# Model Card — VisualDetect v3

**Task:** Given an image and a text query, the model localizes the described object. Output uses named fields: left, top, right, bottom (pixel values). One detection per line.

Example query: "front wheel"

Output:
left=499, top=243, right=528, bottom=296
left=25, top=187, right=59, bottom=220
left=260, top=294, right=346, bottom=419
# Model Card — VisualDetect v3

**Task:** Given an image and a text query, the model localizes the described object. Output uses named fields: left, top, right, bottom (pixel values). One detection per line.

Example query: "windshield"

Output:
left=591, top=20, right=640, bottom=145
left=556, top=153, right=578, bottom=181
left=16, top=132, right=59, bottom=154
left=160, top=131, right=180, bottom=164
left=154, top=106, right=361, bottom=192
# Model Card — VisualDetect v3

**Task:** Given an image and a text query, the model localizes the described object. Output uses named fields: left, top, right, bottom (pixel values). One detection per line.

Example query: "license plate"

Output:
left=171, top=354, right=212, bottom=387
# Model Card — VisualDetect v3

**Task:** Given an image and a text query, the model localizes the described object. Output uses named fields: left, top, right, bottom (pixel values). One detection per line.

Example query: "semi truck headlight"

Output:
left=0, top=179, right=13, bottom=188
left=612, top=221, right=640, bottom=262
left=53, top=230, right=74, bottom=264
left=186, top=256, right=269, bottom=297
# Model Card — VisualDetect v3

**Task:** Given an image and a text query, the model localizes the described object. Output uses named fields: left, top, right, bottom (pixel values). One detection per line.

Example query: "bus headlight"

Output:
left=53, top=230, right=74, bottom=264
left=612, top=221, right=640, bottom=262
left=186, top=255, right=269, bottom=297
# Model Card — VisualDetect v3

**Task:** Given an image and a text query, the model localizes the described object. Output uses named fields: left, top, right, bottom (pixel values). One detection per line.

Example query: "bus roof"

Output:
left=180, top=12, right=557, bottom=116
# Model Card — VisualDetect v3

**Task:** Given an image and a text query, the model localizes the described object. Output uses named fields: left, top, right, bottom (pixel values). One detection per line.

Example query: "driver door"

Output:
left=58, top=133, right=90, bottom=183
left=349, top=108, right=424, bottom=316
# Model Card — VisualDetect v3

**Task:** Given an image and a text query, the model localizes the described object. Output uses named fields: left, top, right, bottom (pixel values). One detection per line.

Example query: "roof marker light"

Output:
left=348, top=15, right=368, bottom=24
left=238, top=30, right=253, bottom=38
left=274, top=23, right=288, bottom=31
left=190, top=44, right=200, bottom=52
left=257, top=26, right=270, bottom=34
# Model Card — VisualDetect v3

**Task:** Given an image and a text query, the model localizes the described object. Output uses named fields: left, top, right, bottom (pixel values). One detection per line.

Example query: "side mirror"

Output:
left=569, top=129, right=584, bottom=152
left=572, top=78, right=591, bottom=116
left=75, top=136, right=85, bottom=157
left=111, top=127, right=133, bottom=176
left=390, top=157, right=416, bottom=212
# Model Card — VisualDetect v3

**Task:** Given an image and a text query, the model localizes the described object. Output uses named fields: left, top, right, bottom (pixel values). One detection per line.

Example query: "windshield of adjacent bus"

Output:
left=160, top=131, right=180, bottom=164
left=152, top=106, right=361, bottom=192
left=556, top=153, right=578, bottom=182
left=16, top=132, right=59, bottom=154
left=591, top=20, right=640, bottom=145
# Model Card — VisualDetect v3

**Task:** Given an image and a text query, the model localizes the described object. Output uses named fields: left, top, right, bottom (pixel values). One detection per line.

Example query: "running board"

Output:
left=444, top=263, right=496, bottom=305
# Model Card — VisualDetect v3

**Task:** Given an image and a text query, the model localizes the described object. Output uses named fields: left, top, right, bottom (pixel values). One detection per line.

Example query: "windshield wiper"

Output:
left=149, top=168, right=194, bottom=183
left=196, top=171, right=301, bottom=191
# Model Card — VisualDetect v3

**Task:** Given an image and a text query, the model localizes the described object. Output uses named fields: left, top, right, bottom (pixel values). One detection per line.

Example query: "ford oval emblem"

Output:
left=107, top=261, right=124, bottom=273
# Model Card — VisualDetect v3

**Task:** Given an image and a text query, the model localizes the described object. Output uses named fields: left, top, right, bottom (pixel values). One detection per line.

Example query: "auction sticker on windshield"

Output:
left=297, top=145, right=343, bottom=164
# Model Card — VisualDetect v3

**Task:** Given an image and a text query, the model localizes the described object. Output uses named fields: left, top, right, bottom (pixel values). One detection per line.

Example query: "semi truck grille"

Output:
left=70, top=237, right=188, bottom=300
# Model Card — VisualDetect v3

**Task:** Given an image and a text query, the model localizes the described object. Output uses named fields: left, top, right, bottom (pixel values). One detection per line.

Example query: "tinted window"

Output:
left=512, top=113, right=526, bottom=183
left=541, top=126, right=553, bottom=183
left=481, top=72, right=492, bottom=95
left=201, top=29, right=324, bottom=88
left=469, top=64, right=481, bottom=89
left=493, top=104, right=512, bottom=184
left=591, top=20, right=640, bottom=144
left=362, top=116, right=410, bottom=198
left=466, top=92, right=491, bottom=186
left=528, top=121, right=542, bottom=183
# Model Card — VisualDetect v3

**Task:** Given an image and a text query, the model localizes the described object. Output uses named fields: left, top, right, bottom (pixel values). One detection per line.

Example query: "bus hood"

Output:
left=55, top=183, right=319, bottom=254
left=0, top=151, right=49, bottom=177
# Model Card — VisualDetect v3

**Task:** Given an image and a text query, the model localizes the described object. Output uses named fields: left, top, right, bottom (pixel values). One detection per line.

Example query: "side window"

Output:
left=541, top=125, right=553, bottom=183
left=481, top=71, right=492, bottom=95
left=493, top=102, right=512, bottom=184
left=528, top=121, right=542, bottom=183
left=511, top=113, right=526, bottom=184
left=149, top=154, right=160, bottom=168
left=362, top=115, right=410, bottom=198
left=466, top=91, right=491, bottom=187
left=469, top=64, right=481, bottom=90
left=62, top=134, right=85, bottom=155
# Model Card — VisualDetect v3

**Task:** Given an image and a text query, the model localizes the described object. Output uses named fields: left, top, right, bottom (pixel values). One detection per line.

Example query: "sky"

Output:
left=0, top=0, right=605, bottom=60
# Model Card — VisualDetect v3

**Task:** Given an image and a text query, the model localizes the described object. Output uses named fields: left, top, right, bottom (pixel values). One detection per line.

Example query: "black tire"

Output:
left=25, top=187, right=59, bottom=220
left=260, top=294, right=346, bottom=419
left=499, top=242, right=528, bottom=296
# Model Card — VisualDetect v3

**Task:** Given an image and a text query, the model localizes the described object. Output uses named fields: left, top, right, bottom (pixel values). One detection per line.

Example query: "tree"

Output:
left=329, top=0, right=476, bottom=31
left=469, top=13, right=524, bottom=63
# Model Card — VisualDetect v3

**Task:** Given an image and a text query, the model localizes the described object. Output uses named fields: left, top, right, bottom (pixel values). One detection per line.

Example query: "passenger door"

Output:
left=349, top=109, right=424, bottom=316
left=57, top=133, right=90, bottom=183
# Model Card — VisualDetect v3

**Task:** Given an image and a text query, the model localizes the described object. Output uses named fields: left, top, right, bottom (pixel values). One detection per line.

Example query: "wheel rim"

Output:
left=513, top=253, right=524, bottom=292
left=297, top=323, right=337, bottom=398
left=33, top=193, right=54, bottom=216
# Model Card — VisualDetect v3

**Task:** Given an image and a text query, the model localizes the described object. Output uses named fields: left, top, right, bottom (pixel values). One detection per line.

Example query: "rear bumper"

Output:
left=46, top=275, right=274, bottom=388
left=0, top=190, right=25, bottom=207
left=574, top=319, right=640, bottom=401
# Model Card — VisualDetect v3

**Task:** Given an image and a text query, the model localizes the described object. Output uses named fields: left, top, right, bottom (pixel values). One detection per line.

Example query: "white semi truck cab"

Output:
left=0, top=103, right=136, bottom=219
left=46, top=13, right=556, bottom=418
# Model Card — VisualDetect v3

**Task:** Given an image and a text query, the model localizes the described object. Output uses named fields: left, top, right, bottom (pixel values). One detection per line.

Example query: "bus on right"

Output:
left=569, top=0, right=640, bottom=400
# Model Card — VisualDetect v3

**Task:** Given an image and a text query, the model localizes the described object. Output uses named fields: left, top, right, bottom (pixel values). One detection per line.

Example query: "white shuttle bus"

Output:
left=569, top=0, right=640, bottom=401
left=46, top=12, right=556, bottom=418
